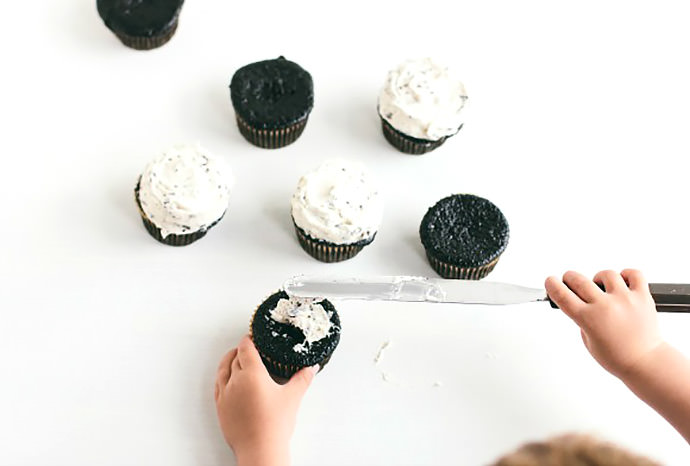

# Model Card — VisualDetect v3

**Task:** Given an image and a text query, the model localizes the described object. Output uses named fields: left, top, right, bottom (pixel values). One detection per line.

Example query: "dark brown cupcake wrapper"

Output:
left=425, top=252, right=501, bottom=280
left=381, top=117, right=453, bottom=155
left=114, top=20, right=179, bottom=50
left=294, top=224, right=374, bottom=262
left=134, top=180, right=222, bottom=246
left=235, top=114, right=308, bottom=149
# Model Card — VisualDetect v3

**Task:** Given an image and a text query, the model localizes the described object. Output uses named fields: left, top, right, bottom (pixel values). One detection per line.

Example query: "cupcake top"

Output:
left=230, top=56, right=314, bottom=129
left=97, top=0, right=183, bottom=37
left=419, top=194, right=509, bottom=267
left=251, top=290, right=341, bottom=369
left=136, top=143, right=231, bottom=239
left=378, top=58, right=468, bottom=141
left=291, top=159, right=383, bottom=245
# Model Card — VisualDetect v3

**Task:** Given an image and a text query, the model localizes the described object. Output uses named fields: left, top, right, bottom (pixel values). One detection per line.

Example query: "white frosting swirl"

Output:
left=270, top=297, right=333, bottom=353
left=291, top=159, right=383, bottom=245
left=378, top=58, right=468, bottom=141
left=137, top=143, right=232, bottom=239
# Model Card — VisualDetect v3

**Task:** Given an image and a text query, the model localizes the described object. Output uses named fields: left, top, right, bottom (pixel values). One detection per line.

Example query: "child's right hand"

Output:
left=545, top=269, right=663, bottom=379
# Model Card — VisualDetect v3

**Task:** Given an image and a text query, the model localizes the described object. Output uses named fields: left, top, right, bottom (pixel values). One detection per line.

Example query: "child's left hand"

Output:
left=215, top=335, right=318, bottom=466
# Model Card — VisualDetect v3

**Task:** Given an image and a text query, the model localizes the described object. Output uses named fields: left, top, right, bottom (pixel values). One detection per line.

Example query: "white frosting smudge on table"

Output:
left=138, top=143, right=231, bottom=238
left=291, top=159, right=383, bottom=245
left=378, top=58, right=468, bottom=141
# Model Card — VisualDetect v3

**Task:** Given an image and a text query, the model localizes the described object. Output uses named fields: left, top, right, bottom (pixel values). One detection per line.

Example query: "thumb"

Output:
left=285, top=364, right=319, bottom=397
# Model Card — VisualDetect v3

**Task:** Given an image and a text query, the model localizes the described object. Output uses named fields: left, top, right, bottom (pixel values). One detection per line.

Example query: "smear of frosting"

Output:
left=378, top=58, right=467, bottom=141
left=138, top=143, right=232, bottom=238
left=270, top=296, right=333, bottom=353
left=291, top=159, right=383, bottom=245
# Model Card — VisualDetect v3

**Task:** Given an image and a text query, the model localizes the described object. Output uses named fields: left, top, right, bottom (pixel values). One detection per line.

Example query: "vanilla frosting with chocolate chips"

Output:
left=270, top=296, right=333, bottom=353
left=291, top=159, right=383, bottom=245
left=378, top=58, right=468, bottom=141
left=137, top=143, right=231, bottom=238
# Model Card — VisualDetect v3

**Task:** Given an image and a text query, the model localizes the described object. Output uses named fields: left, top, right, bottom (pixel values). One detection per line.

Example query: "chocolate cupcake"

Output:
left=96, top=0, right=184, bottom=50
left=134, top=143, right=232, bottom=246
left=250, top=290, right=341, bottom=380
left=378, top=58, right=468, bottom=155
left=229, top=56, right=313, bottom=149
left=291, top=159, right=383, bottom=262
left=419, top=194, right=509, bottom=279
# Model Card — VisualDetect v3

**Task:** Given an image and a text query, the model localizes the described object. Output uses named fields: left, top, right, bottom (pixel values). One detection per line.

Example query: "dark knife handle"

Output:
left=548, top=283, right=690, bottom=313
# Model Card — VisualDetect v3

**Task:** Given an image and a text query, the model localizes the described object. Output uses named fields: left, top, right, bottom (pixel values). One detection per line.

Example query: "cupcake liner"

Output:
left=425, top=252, right=501, bottom=280
left=381, top=117, right=456, bottom=155
left=235, top=114, right=308, bottom=149
left=134, top=179, right=222, bottom=246
left=114, top=20, right=179, bottom=50
left=249, top=300, right=333, bottom=380
left=293, top=223, right=375, bottom=263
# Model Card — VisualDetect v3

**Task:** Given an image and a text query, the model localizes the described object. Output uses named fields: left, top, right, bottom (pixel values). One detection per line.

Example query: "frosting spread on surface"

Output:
left=378, top=58, right=468, bottom=141
left=291, top=159, right=383, bottom=245
left=137, top=143, right=231, bottom=238
left=270, top=297, right=333, bottom=353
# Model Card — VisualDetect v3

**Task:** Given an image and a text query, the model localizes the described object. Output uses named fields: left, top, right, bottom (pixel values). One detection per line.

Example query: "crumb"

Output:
left=432, top=381, right=443, bottom=388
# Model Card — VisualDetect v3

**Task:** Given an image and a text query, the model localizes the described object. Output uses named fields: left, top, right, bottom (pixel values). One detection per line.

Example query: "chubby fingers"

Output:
left=620, top=268, right=648, bottom=292
left=545, top=275, right=585, bottom=320
left=562, top=270, right=604, bottom=302
left=593, top=269, right=628, bottom=293
left=236, top=335, right=264, bottom=371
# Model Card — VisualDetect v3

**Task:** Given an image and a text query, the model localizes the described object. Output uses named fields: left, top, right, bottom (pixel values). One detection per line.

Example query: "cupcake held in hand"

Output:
left=419, top=194, right=509, bottom=279
left=250, top=290, right=341, bottom=379
left=134, top=143, right=232, bottom=246
left=97, top=0, right=184, bottom=50
left=378, top=58, right=468, bottom=155
left=291, top=159, right=383, bottom=262
left=230, top=56, right=314, bottom=149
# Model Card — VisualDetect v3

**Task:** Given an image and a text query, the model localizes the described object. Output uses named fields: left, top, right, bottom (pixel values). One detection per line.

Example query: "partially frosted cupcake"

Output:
left=291, top=159, right=383, bottom=262
left=378, top=58, right=468, bottom=155
left=134, top=143, right=232, bottom=246
left=250, top=290, right=341, bottom=379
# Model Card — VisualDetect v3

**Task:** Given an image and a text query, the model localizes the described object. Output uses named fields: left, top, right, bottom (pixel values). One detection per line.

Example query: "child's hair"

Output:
left=491, top=434, right=660, bottom=466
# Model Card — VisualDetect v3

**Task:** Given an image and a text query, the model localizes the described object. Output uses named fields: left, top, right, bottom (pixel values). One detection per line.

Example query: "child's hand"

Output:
left=545, top=269, right=663, bottom=379
left=214, top=335, right=318, bottom=466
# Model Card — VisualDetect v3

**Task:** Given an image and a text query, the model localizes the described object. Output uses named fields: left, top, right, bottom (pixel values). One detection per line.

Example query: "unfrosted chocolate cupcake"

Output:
left=230, top=56, right=313, bottom=149
left=97, top=0, right=184, bottom=50
left=378, top=58, right=468, bottom=155
left=134, top=143, right=232, bottom=246
left=291, top=159, right=383, bottom=262
left=419, top=194, right=509, bottom=279
left=250, top=290, right=341, bottom=379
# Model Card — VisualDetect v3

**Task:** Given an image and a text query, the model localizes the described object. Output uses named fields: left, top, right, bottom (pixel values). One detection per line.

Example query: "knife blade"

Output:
left=282, top=275, right=690, bottom=312
left=283, top=275, right=549, bottom=305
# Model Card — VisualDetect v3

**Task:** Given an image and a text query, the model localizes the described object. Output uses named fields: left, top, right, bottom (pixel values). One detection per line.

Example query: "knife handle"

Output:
left=548, top=283, right=690, bottom=313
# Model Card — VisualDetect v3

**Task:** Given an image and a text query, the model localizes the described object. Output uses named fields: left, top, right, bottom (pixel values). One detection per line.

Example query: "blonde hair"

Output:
left=491, top=434, right=661, bottom=466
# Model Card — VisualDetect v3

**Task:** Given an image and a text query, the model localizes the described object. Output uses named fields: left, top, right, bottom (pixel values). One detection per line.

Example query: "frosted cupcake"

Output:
left=291, top=159, right=383, bottom=262
left=250, top=290, right=341, bottom=379
left=134, top=143, right=232, bottom=246
left=378, top=58, right=468, bottom=154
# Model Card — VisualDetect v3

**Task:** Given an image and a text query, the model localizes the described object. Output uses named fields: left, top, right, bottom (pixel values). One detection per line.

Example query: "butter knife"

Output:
left=283, top=276, right=690, bottom=313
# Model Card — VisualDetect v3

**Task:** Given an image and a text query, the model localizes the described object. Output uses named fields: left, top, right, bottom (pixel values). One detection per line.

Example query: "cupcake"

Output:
left=134, top=143, right=231, bottom=246
left=419, top=194, right=509, bottom=279
left=378, top=58, right=468, bottom=155
left=96, top=0, right=184, bottom=50
left=291, top=159, right=383, bottom=262
left=229, top=56, right=313, bottom=149
left=250, top=290, right=341, bottom=379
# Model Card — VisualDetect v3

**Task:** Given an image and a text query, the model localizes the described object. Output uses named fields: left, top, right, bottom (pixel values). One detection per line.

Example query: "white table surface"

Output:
left=2, top=0, right=690, bottom=464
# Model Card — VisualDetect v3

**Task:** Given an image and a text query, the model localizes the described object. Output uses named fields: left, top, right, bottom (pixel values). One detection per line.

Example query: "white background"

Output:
left=1, top=0, right=690, bottom=464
